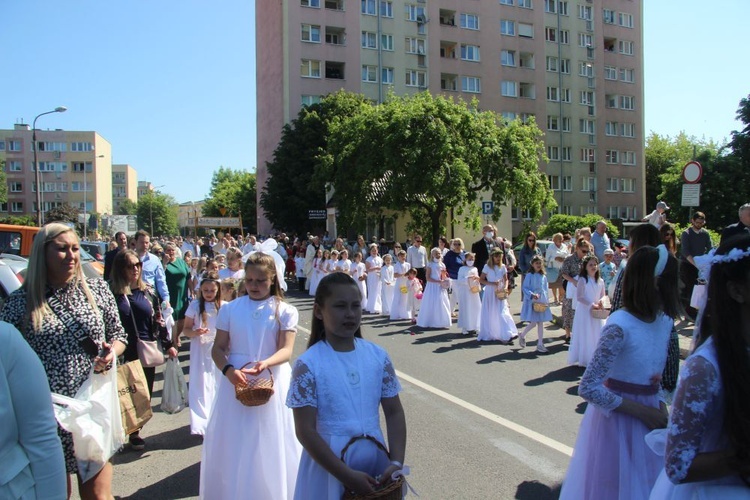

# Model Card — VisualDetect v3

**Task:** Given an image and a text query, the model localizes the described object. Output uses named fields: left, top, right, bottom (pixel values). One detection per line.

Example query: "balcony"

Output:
left=439, top=9, right=456, bottom=27
left=325, top=61, right=345, bottom=80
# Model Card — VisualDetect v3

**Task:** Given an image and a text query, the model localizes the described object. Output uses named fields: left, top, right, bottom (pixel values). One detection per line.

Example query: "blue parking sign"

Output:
left=482, top=201, right=494, bottom=215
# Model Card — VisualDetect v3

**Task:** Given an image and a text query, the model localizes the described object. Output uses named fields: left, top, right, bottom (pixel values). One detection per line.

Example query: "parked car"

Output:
left=0, top=255, right=27, bottom=310
left=81, top=241, right=108, bottom=262
left=512, top=239, right=553, bottom=258
left=79, top=247, right=105, bottom=279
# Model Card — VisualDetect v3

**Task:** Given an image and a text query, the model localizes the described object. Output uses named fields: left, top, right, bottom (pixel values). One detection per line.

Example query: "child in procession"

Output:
left=390, top=251, right=412, bottom=321
left=568, top=255, right=607, bottom=367
left=295, top=251, right=307, bottom=291
left=183, top=272, right=223, bottom=435
left=220, top=278, right=237, bottom=303
left=518, top=256, right=553, bottom=353
left=365, top=244, right=383, bottom=314
left=335, top=249, right=351, bottom=274
left=287, top=273, right=407, bottom=499
left=599, top=248, right=617, bottom=296
left=406, top=268, right=422, bottom=324
left=380, top=253, right=395, bottom=316
left=200, top=252, right=301, bottom=499
left=350, top=251, right=368, bottom=303
left=478, top=248, right=518, bottom=343
left=457, top=252, right=481, bottom=336
left=416, top=248, right=452, bottom=329
left=308, top=248, right=325, bottom=296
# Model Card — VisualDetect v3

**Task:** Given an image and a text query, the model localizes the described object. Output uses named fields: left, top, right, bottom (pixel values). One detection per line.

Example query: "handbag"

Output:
left=128, top=294, right=166, bottom=368
left=117, top=360, right=153, bottom=435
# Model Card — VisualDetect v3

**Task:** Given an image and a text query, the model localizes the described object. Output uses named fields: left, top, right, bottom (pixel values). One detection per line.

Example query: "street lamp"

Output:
left=149, top=185, right=166, bottom=236
left=33, top=106, right=67, bottom=226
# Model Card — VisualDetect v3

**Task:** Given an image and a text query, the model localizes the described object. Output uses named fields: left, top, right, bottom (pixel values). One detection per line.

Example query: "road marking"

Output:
left=296, top=325, right=574, bottom=458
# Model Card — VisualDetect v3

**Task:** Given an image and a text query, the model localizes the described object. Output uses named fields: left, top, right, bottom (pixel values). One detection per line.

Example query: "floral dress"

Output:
left=0, top=278, right=127, bottom=474
left=560, top=254, right=584, bottom=330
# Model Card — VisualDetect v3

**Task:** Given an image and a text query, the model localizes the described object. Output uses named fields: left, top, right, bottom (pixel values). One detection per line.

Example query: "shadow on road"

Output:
left=515, top=480, right=562, bottom=499
left=118, top=461, right=200, bottom=499
left=524, top=365, right=584, bottom=387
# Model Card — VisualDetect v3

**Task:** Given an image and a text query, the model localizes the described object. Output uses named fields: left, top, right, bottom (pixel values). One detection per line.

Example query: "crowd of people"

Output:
left=1, top=201, right=749, bottom=498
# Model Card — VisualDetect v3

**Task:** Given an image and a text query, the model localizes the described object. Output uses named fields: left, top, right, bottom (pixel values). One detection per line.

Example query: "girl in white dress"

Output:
left=390, top=251, right=411, bottom=321
left=457, top=253, right=481, bottom=335
left=568, top=256, right=606, bottom=367
left=416, top=247, right=452, bottom=329
left=287, top=272, right=407, bottom=500
left=350, top=251, right=368, bottom=303
left=365, top=244, right=383, bottom=314
left=560, top=246, right=680, bottom=500
left=183, top=272, right=223, bottom=435
left=380, top=254, right=395, bottom=316
left=335, top=250, right=352, bottom=274
left=308, top=248, right=326, bottom=296
left=478, top=248, right=518, bottom=342
left=649, top=235, right=750, bottom=498
left=201, top=252, right=302, bottom=499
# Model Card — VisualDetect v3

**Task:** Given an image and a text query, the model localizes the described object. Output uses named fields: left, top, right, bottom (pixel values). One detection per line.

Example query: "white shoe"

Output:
left=519, top=335, right=526, bottom=348
left=536, top=345, right=548, bottom=353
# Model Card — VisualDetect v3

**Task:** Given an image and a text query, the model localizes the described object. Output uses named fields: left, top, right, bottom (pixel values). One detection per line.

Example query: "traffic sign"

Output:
left=197, top=217, right=241, bottom=227
left=681, top=184, right=701, bottom=207
left=682, top=161, right=703, bottom=184
left=482, top=201, right=494, bottom=215
left=308, top=210, right=327, bottom=220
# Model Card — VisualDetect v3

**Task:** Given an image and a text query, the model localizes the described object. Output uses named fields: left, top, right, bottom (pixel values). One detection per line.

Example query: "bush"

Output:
left=537, top=214, right=619, bottom=240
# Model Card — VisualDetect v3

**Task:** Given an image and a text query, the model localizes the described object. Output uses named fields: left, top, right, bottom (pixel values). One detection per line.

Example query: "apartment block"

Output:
left=0, top=124, right=115, bottom=219
left=112, top=164, right=138, bottom=213
left=256, top=0, right=645, bottom=236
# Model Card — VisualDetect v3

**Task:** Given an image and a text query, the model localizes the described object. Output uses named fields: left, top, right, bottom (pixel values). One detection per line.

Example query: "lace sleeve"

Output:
left=664, top=355, right=721, bottom=484
left=286, top=359, right=317, bottom=408
left=610, top=271, right=625, bottom=313
left=381, top=355, right=402, bottom=399
left=578, top=324, right=626, bottom=414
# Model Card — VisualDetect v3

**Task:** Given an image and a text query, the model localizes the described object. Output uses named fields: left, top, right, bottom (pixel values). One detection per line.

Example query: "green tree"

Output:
left=202, top=167, right=257, bottom=233
left=137, top=192, right=178, bottom=236
left=0, top=215, right=36, bottom=226
left=45, top=203, right=79, bottom=225
left=644, top=132, right=703, bottom=210
left=323, top=92, right=556, bottom=246
left=117, top=199, right=138, bottom=215
left=261, top=91, right=372, bottom=235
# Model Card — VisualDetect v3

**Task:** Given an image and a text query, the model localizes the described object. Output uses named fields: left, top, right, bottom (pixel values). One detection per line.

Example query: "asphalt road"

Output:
left=84, top=288, right=589, bottom=499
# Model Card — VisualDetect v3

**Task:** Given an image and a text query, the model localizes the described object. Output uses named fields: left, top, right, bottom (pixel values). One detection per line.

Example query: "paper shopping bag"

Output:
left=117, top=360, right=153, bottom=435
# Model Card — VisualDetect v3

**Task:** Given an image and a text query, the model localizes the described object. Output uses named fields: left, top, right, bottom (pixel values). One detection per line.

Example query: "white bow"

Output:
left=242, top=238, right=287, bottom=291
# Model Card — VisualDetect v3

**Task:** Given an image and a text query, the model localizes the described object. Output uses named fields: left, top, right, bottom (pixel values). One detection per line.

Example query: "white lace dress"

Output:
left=456, top=265, right=481, bottom=333
left=185, top=300, right=221, bottom=435
left=416, top=261, right=452, bottom=328
left=287, top=339, right=402, bottom=500
left=351, top=262, right=368, bottom=303
left=478, top=264, right=517, bottom=342
left=649, top=337, right=749, bottom=498
left=380, top=264, right=395, bottom=316
left=365, top=256, right=383, bottom=313
left=568, top=277, right=606, bottom=367
left=390, top=262, right=411, bottom=320
left=560, top=310, right=672, bottom=500
left=199, top=296, right=302, bottom=499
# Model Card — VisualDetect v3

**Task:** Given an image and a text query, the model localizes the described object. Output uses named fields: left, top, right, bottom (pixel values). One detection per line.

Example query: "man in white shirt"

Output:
left=303, top=235, right=321, bottom=291
left=406, top=235, right=428, bottom=283
left=241, top=234, right=259, bottom=255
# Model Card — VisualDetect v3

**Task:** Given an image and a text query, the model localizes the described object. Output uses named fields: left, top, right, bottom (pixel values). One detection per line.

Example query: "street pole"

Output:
left=32, top=106, right=67, bottom=226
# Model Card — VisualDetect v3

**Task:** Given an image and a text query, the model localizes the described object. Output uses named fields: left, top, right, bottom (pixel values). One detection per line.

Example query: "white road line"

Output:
left=296, top=325, right=574, bottom=457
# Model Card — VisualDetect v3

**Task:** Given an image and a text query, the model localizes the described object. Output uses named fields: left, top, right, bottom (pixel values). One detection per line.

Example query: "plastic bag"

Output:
left=51, top=358, right=125, bottom=483
left=161, top=358, right=188, bottom=414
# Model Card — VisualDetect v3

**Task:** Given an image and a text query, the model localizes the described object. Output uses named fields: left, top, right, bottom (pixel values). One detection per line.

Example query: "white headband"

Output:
left=242, top=238, right=287, bottom=291
left=653, top=244, right=668, bottom=277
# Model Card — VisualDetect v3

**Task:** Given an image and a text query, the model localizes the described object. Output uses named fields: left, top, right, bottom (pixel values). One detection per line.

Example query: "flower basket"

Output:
left=532, top=302, right=549, bottom=313
left=234, top=363, right=274, bottom=407
left=494, top=288, right=507, bottom=300
left=341, top=435, right=404, bottom=500
left=399, top=286, right=408, bottom=294
left=590, top=308, right=610, bottom=320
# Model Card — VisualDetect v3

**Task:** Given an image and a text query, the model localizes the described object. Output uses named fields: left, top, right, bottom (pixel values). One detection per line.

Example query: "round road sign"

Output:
left=682, top=161, right=703, bottom=184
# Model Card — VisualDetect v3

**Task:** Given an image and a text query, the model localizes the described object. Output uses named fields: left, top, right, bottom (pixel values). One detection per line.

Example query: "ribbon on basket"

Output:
left=390, top=465, right=419, bottom=497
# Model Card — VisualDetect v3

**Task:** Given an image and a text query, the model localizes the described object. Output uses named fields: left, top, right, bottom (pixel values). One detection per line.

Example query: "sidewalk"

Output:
left=549, top=304, right=695, bottom=360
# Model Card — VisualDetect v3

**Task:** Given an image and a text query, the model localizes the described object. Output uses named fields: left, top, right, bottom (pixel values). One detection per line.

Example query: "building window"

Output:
left=500, top=20, right=515, bottom=36
left=621, top=178, right=636, bottom=192
left=560, top=30, right=569, bottom=44
left=36, top=141, right=67, bottom=152
left=72, top=162, right=92, bottom=173
left=606, top=178, right=620, bottom=192
left=361, top=31, right=377, bottom=49
left=362, top=65, right=378, bottom=82
left=0, top=141, right=4, bottom=151
left=605, top=122, right=618, bottom=136
left=618, top=12, right=634, bottom=28
left=301, top=59, right=321, bottom=78
left=460, top=13, right=479, bottom=30
left=518, top=0, right=532, bottom=7
left=546, top=86, right=559, bottom=102
left=460, top=44, right=480, bottom=62
left=580, top=91, right=594, bottom=106
left=301, top=24, right=321, bottom=42
left=579, top=62, right=594, bottom=77
left=302, top=0, right=320, bottom=7
left=11, top=202, right=23, bottom=213
left=500, top=0, right=514, bottom=4
left=362, top=0, right=376, bottom=15
left=562, top=147, right=571, bottom=161
left=580, top=148, right=596, bottom=162
left=8, top=161, right=22, bottom=171
left=501, top=81, right=517, bottom=97
left=547, top=146, right=560, bottom=161
left=501, top=50, right=516, bottom=67
left=70, top=142, right=93, bottom=152
left=605, top=150, right=619, bottom=164
left=381, top=34, right=394, bottom=51
left=325, top=27, right=345, bottom=45
left=562, top=117, right=571, bottom=132
left=621, top=123, right=635, bottom=138
left=619, top=40, right=634, bottom=55
left=548, top=175, right=560, bottom=190
left=502, top=111, right=517, bottom=121
left=547, top=115, right=559, bottom=131
left=406, top=70, right=427, bottom=87
left=382, top=67, right=395, bottom=84
left=581, top=176, right=597, bottom=192
left=462, top=76, right=482, bottom=93
left=380, top=0, right=393, bottom=17
left=560, top=58, right=570, bottom=73
left=441, top=73, right=458, bottom=91
left=621, top=151, right=636, bottom=165
left=578, top=5, right=592, bottom=20
left=619, top=68, right=634, bottom=83
left=9, top=182, right=22, bottom=192
left=579, top=33, right=593, bottom=47
left=518, top=23, right=533, bottom=38
left=561, top=88, right=571, bottom=103
left=406, top=37, right=426, bottom=54
left=8, top=140, right=22, bottom=152
left=606, top=94, right=618, bottom=109
left=603, top=9, right=615, bottom=24
left=579, top=119, right=595, bottom=135
left=519, top=82, right=535, bottom=99
left=325, top=0, right=344, bottom=10
left=544, top=27, right=557, bottom=42
left=604, top=66, right=617, bottom=80
left=620, top=95, right=635, bottom=110
left=546, top=56, right=558, bottom=72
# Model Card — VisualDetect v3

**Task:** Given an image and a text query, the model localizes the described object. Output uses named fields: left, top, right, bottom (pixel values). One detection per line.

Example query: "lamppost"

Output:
left=32, top=106, right=67, bottom=226
left=149, top=185, right=165, bottom=236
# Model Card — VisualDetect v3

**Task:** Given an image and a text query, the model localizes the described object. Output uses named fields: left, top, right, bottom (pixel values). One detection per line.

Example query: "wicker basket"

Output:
left=470, top=285, right=481, bottom=294
left=234, top=363, right=274, bottom=407
left=494, top=288, right=507, bottom=300
left=590, top=308, right=610, bottom=320
left=532, top=302, right=549, bottom=313
left=341, top=435, right=404, bottom=500
left=399, top=286, right=408, bottom=294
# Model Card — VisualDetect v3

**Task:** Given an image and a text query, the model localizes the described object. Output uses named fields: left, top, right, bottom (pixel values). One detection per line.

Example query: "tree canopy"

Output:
left=322, top=91, right=556, bottom=246
left=136, top=191, right=178, bottom=236
left=202, top=167, right=257, bottom=233
left=45, top=203, right=79, bottom=225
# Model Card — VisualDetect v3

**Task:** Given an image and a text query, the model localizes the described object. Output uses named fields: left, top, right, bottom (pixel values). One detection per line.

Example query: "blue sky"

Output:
left=2, top=1, right=747, bottom=205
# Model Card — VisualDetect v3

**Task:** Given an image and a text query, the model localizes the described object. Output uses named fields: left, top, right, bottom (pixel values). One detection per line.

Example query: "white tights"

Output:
left=520, top=321, right=545, bottom=347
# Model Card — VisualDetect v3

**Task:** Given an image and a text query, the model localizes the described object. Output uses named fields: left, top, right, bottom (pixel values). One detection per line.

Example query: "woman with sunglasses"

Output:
left=518, top=232, right=543, bottom=276
left=660, top=223, right=678, bottom=257
left=111, top=249, right=178, bottom=451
